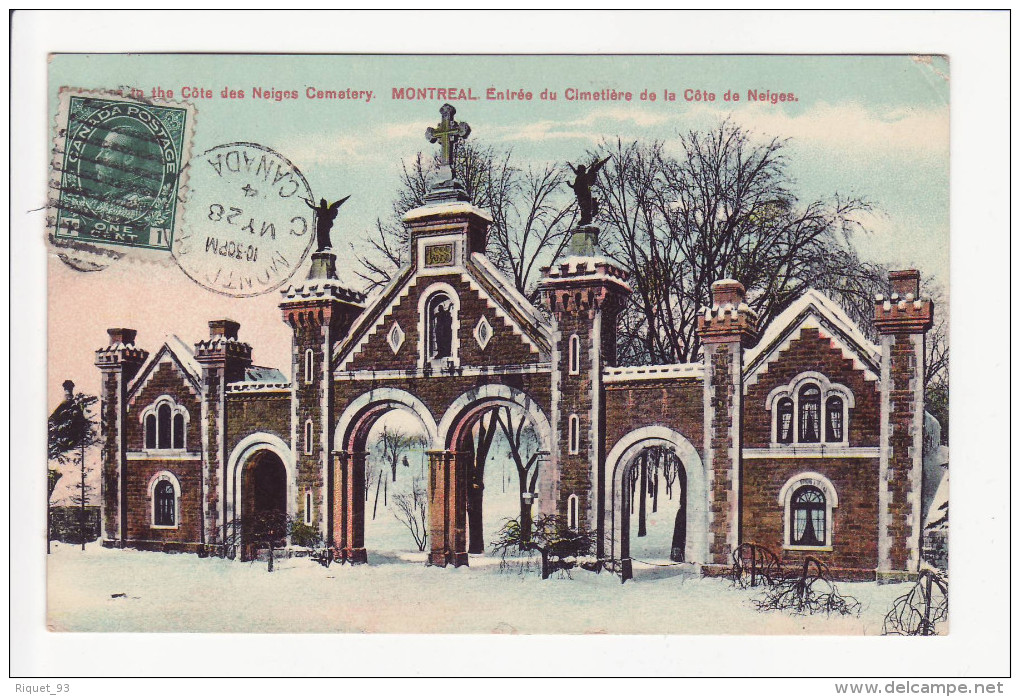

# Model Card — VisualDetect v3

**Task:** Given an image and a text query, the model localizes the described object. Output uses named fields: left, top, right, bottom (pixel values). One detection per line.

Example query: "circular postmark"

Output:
left=173, top=142, right=315, bottom=297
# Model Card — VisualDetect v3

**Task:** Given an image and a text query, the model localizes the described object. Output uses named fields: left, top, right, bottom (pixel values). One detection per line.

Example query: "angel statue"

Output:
left=566, top=156, right=611, bottom=226
left=303, top=195, right=351, bottom=252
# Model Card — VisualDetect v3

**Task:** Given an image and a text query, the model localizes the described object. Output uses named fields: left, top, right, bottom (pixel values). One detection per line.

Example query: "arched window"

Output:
left=172, top=413, right=185, bottom=449
left=568, top=334, right=580, bottom=375
left=790, top=486, right=826, bottom=547
left=149, top=471, right=181, bottom=529
left=426, top=292, right=454, bottom=361
left=304, top=349, right=314, bottom=384
left=825, top=396, right=844, bottom=442
left=776, top=397, right=794, bottom=444
left=798, top=385, right=821, bottom=443
left=157, top=403, right=172, bottom=449
left=154, top=480, right=176, bottom=527
left=304, top=420, right=314, bottom=455
left=145, top=414, right=157, bottom=449
left=769, top=373, right=854, bottom=446
left=568, top=414, right=580, bottom=454
left=142, top=398, right=188, bottom=451
left=568, top=494, right=579, bottom=530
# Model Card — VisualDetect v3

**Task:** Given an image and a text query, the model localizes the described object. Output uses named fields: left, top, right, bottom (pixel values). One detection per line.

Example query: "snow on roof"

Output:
left=744, top=289, right=880, bottom=383
left=469, top=253, right=551, bottom=333
left=245, top=366, right=287, bottom=383
left=165, top=334, right=203, bottom=380
left=126, top=334, right=203, bottom=399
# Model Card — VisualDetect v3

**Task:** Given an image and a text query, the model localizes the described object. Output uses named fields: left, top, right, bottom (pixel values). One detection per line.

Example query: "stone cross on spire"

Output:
left=423, top=103, right=471, bottom=203
left=426, top=103, right=471, bottom=167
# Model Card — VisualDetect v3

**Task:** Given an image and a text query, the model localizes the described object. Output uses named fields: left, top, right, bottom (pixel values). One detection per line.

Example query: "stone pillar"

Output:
left=875, top=269, right=933, bottom=581
left=333, top=450, right=367, bottom=564
left=538, top=239, right=631, bottom=558
left=697, top=280, right=757, bottom=567
left=427, top=450, right=467, bottom=567
left=95, top=329, right=148, bottom=547
left=194, top=320, right=252, bottom=551
left=280, top=253, right=365, bottom=548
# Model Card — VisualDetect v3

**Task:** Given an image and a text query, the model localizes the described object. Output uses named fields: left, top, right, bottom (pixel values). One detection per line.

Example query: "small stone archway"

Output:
left=225, top=432, right=296, bottom=556
left=332, top=388, right=438, bottom=563
left=432, top=384, right=554, bottom=568
left=606, top=426, right=708, bottom=578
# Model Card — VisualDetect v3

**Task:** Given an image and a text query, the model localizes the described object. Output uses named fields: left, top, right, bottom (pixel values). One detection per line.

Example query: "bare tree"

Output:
left=378, top=425, right=418, bottom=483
left=392, top=476, right=429, bottom=551
left=495, top=406, right=542, bottom=545
left=594, top=124, right=877, bottom=365
left=355, top=141, right=575, bottom=300
left=464, top=412, right=497, bottom=554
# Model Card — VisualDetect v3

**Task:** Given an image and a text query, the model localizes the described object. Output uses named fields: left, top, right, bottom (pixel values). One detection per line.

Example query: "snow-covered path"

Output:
left=47, top=542, right=908, bottom=634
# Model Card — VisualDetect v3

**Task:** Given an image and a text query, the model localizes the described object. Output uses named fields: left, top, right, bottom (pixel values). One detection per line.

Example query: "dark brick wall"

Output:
left=99, top=369, right=121, bottom=538
left=744, top=328, right=881, bottom=448
left=124, top=457, right=203, bottom=544
left=554, top=314, right=595, bottom=529
left=707, top=343, right=737, bottom=563
left=885, top=331, right=922, bottom=570
left=224, top=393, right=292, bottom=454
left=125, top=361, right=202, bottom=452
left=344, top=273, right=541, bottom=371
left=741, top=456, right=880, bottom=573
left=604, top=378, right=705, bottom=456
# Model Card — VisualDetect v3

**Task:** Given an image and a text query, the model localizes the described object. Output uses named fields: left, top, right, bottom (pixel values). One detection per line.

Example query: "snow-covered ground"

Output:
left=47, top=541, right=909, bottom=634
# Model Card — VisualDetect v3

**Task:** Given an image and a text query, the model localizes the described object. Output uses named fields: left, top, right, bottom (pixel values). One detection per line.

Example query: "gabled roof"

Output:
left=331, top=265, right=415, bottom=369
left=126, top=334, right=203, bottom=400
left=332, top=256, right=552, bottom=370
left=744, top=289, right=880, bottom=388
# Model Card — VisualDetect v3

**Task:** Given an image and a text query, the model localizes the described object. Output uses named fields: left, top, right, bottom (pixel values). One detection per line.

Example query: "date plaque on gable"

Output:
left=424, top=243, right=454, bottom=268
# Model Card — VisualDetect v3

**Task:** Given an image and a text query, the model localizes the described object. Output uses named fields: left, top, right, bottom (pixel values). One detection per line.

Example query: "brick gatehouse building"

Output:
left=96, top=107, right=941, bottom=581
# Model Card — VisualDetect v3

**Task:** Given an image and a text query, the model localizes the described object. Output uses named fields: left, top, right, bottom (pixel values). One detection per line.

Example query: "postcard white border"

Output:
left=9, top=8, right=1011, bottom=684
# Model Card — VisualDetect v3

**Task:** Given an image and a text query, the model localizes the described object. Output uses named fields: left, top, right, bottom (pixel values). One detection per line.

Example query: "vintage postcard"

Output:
left=44, top=53, right=951, bottom=637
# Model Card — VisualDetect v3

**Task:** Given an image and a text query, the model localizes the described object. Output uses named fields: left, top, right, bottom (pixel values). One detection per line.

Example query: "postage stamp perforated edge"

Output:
left=47, top=86, right=198, bottom=270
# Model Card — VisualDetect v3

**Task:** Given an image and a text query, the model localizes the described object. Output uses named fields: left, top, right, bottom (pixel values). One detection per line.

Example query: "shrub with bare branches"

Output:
left=731, top=542, right=783, bottom=589
left=882, top=568, right=948, bottom=636
left=392, top=477, right=429, bottom=551
left=753, top=556, right=862, bottom=616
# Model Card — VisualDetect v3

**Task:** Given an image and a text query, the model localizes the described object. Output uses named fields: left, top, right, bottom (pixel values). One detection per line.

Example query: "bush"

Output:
left=289, top=520, right=323, bottom=548
left=491, top=514, right=598, bottom=579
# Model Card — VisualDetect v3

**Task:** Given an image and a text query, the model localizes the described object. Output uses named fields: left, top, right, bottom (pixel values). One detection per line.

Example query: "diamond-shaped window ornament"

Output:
left=387, top=322, right=405, bottom=355
left=474, top=316, right=493, bottom=350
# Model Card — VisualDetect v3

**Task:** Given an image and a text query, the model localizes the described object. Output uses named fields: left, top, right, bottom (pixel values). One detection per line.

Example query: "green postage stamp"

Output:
left=49, top=89, right=194, bottom=256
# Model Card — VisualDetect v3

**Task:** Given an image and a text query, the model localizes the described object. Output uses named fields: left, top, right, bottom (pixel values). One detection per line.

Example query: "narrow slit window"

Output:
left=305, top=491, right=312, bottom=525
left=304, top=349, right=314, bottom=384
left=568, top=334, right=580, bottom=375
left=568, top=414, right=580, bottom=454
left=304, top=420, right=314, bottom=455
left=568, top=494, right=578, bottom=530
